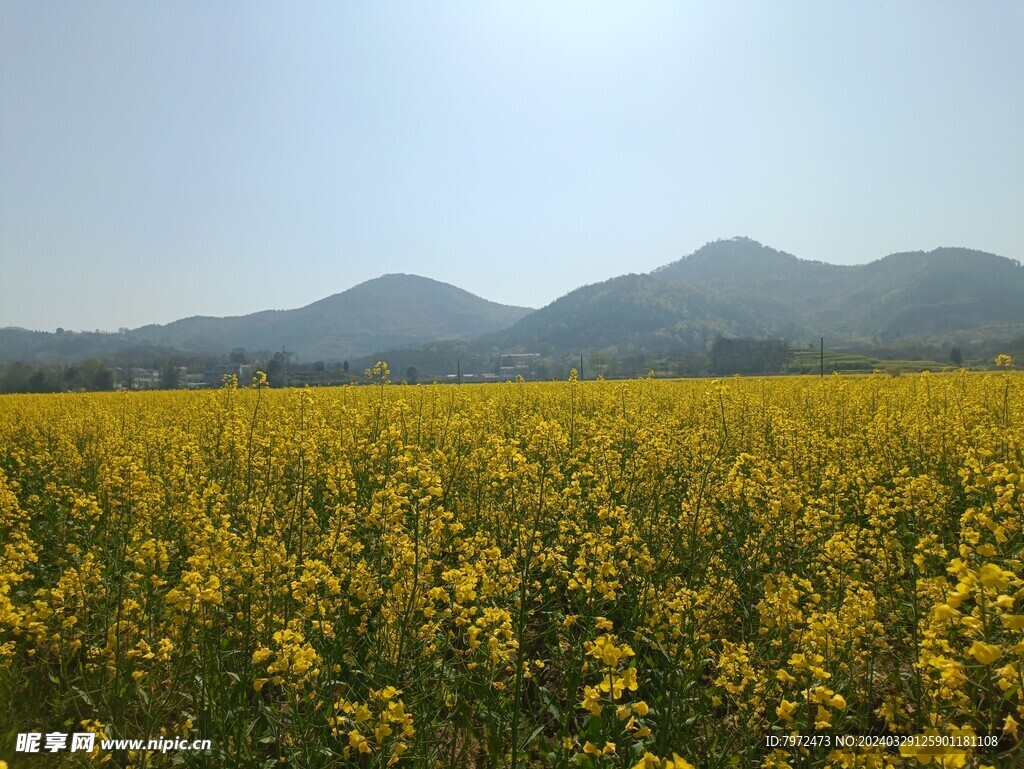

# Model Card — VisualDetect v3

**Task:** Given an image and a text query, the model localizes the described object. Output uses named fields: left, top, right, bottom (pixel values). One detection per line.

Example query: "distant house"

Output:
left=502, top=353, right=540, bottom=368
left=202, top=364, right=256, bottom=386
left=131, top=368, right=161, bottom=389
left=500, top=353, right=541, bottom=379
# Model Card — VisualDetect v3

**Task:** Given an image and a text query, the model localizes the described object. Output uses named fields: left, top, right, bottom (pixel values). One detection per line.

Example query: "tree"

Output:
left=28, top=369, right=50, bottom=392
left=950, top=347, right=963, bottom=367
left=162, top=363, right=180, bottom=389
left=406, top=366, right=418, bottom=385
left=266, top=355, right=285, bottom=388
left=264, top=350, right=295, bottom=387
left=343, top=361, right=349, bottom=374
left=710, top=337, right=791, bottom=376
left=78, top=358, right=114, bottom=391
left=0, top=362, right=34, bottom=393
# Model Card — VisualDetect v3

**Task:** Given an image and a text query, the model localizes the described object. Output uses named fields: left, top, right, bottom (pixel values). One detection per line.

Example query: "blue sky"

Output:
left=1, top=2, right=1022, bottom=331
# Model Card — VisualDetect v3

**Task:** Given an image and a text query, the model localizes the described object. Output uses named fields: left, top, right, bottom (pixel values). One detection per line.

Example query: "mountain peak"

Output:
left=652, top=237, right=805, bottom=280
left=124, top=274, right=532, bottom=361
left=369, top=272, right=434, bottom=283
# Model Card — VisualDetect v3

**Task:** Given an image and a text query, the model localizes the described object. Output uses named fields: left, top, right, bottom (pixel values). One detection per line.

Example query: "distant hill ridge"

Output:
left=0, top=274, right=533, bottom=364
left=3, top=239, right=1023, bottom=365
left=482, top=237, right=1024, bottom=354
left=128, top=274, right=533, bottom=361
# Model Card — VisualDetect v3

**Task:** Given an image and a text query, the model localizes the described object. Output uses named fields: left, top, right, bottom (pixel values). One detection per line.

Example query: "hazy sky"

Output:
left=2, top=2, right=1022, bottom=331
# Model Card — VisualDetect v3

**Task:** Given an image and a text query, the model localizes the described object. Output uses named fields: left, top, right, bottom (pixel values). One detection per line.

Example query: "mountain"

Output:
left=5, top=240, right=1023, bottom=371
left=841, top=248, right=1024, bottom=339
left=128, top=274, right=532, bottom=361
left=484, top=238, right=1024, bottom=354
left=652, top=238, right=1024, bottom=341
left=1, top=275, right=533, bottom=364
left=477, top=273, right=772, bottom=355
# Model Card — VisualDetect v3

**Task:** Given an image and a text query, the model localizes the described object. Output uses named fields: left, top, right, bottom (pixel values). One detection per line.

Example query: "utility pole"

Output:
left=457, top=359, right=461, bottom=385
left=820, top=337, right=824, bottom=378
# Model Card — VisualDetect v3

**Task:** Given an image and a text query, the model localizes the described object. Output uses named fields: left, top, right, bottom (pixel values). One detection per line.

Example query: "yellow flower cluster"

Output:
left=330, top=685, right=414, bottom=764
left=0, top=370, right=1022, bottom=766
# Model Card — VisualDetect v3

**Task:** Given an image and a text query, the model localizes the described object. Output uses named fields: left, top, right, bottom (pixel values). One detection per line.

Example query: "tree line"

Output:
left=0, top=358, right=116, bottom=393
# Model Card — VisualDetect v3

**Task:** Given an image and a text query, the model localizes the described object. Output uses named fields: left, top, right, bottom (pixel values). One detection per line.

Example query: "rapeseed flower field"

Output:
left=1, top=369, right=1021, bottom=767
